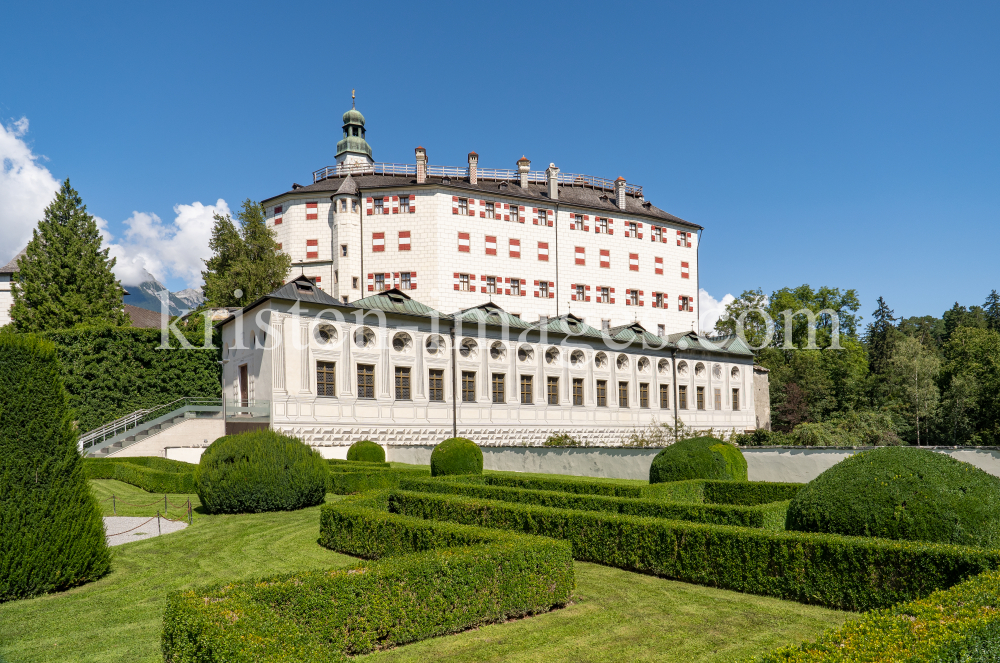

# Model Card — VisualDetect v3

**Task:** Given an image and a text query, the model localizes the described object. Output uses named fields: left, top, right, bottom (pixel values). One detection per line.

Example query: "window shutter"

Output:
left=372, top=232, right=385, bottom=252
left=410, top=194, right=416, bottom=213
left=366, top=197, right=373, bottom=215
left=608, top=218, right=614, bottom=235
left=452, top=196, right=459, bottom=215
left=637, top=222, right=643, bottom=239
left=453, top=273, right=460, bottom=291
left=571, top=283, right=577, bottom=301
left=367, top=273, right=374, bottom=291
left=391, top=196, right=399, bottom=214
left=521, top=278, right=527, bottom=296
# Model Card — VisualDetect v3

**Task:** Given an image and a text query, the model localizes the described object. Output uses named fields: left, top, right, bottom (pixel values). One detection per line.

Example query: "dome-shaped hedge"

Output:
left=196, top=430, right=327, bottom=514
left=346, top=439, right=385, bottom=463
left=785, top=447, right=1000, bottom=546
left=430, top=437, right=483, bottom=477
left=649, top=436, right=748, bottom=484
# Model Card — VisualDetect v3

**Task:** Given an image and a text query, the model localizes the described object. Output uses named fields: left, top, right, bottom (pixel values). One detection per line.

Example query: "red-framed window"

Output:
left=372, top=232, right=385, bottom=252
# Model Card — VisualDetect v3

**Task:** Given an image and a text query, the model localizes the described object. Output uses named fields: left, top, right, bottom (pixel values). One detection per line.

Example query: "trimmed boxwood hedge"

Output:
left=399, top=477, right=789, bottom=530
left=388, top=489, right=1000, bottom=611
left=161, top=495, right=573, bottom=663
left=430, top=437, right=483, bottom=477
left=345, top=439, right=385, bottom=463
left=0, top=333, right=110, bottom=602
left=754, top=568, right=1000, bottom=662
left=786, top=447, right=1000, bottom=547
left=649, top=436, right=748, bottom=483
left=196, top=431, right=327, bottom=514
left=84, top=458, right=196, bottom=494
left=326, top=466, right=430, bottom=494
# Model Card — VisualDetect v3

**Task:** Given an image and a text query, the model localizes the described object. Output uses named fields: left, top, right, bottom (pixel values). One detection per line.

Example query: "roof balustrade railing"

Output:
left=312, top=162, right=642, bottom=197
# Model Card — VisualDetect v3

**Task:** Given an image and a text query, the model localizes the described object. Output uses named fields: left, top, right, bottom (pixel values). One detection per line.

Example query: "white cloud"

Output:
left=699, top=288, right=736, bottom=335
left=0, top=117, right=60, bottom=264
left=105, top=200, right=230, bottom=288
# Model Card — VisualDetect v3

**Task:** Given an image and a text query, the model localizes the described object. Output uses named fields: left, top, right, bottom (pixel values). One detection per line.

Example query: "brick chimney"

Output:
left=415, top=146, right=427, bottom=184
left=614, top=177, right=627, bottom=210
left=468, top=151, right=478, bottom=185
left=517, top=156, right=530, bottom=188
left=546, top=163, right=559, bottom=200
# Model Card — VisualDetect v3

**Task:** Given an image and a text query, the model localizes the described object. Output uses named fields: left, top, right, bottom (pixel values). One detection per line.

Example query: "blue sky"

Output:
left=1, top=1, right=997, bottom=327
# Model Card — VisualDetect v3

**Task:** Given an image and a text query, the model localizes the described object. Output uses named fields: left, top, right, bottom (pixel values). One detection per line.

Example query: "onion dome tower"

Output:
left=335, top=90, right=374, bottom=166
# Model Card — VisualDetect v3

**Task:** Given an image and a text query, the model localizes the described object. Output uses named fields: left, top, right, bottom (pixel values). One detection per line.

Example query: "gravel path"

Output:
left=103, top=516, right=188, bottom=547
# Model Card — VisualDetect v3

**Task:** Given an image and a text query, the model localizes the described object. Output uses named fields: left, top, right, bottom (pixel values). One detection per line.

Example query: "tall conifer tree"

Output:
left=985, top=290, right=1000, bottom=333
left=864, top=296, right=897, bottom=376
left=10, top=180, right=127, bottom=332
left=201, top=199, right=291, bottom=307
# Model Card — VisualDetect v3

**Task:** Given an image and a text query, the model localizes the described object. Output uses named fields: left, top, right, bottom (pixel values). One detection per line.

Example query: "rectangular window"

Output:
left=357, top=364, right=375, bottom=399
left=714, top=387, right=721, bottom=411
left=539, top=281, right=550, bottom=298
left=459, top=274, right=471, bottom=291
left=538, top=241, right=549, bottom=261
left=653, top=226, right=662, bottom=242
left=576, top=284, right=585, bottom=301
left=627, top=221, right=637, bottom=237
left=485, top=235, right=497, bottom=255
left=538, top=209, right=547, bottom=225
left=732, top=388, right=740, bottom=411
left=572, top=378, right=583, bottom=406
left=341, top=244, right=348, bottom=257
left=657, top=323, right=665, bottom=337
left=400, top=272, right=412, bottom=290
left=629, top=253, right=639, bottom=271
left=640, top=383, right=649, bottom=408
left=458, top=232, right=470, bottom=252
left=618, top=381, right=629, bottom=408
left=373, top=198, right=384, bottom=214
left=680, top=295, right=692, bottom=312
left=547, top=376, right=559, bottom=405
left=511, top=278, right=521, bottom=296
left=352, top=277, right=359, bottom=289
left=486, top=276, right=497, bottom=294
left=697, top=386, right=705, bottom=410
left=679, top=385, right=688, bottom=409
left=429, top=369, right=444, bottom=402
left=317, top=361, right=336, bottom=397
left=596, top=380, right=608, bottom=406
left=485, top=202, right=495, bottom=219
left=574, top=213, right=583, bottom=229
left=597, top=287, right=607, bottom=303
left=509, top=238, right=520, bottom=258
left=492, top=373, right=505, bottom=404
left=602, top=319, right=610, bottom=333
left=511, top=206, right=519, bottom=223
left=660, top=384, right=670, bottom=409
left=374, top=274, right=385, bottom=291
left=400, top=196, right=410, bottom=214
left=575, top=246, right=585, bottom=265
left=600, top=249, right=610, bottom=268
left=520, top=375, right=533, bottom=404
left=398, top=231, right=411, bottom=251
left=458, top=198, right=468, bottom=215
left=372, top=232, right=385, bottom=252
left=462, top=371, right=476, bottom=402
left=629, top=289, right=639, bottom=306
left=599, top=217, right=608, bottom=233
left=681, top=261, right=690, bottom=279
left=654, top=293, right=664, bottom=308
left=395, top=367, right=411, bottom=400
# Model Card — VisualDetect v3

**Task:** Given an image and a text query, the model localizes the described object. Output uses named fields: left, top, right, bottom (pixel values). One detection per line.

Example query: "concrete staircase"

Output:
left=80, top=399, right=223, bottom=457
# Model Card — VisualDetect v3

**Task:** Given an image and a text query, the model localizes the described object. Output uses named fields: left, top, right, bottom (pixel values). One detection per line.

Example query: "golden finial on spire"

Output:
left=352, top=89, right=355, bottom=108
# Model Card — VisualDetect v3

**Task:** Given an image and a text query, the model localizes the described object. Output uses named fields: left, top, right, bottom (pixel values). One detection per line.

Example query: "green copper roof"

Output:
left=336, top=105, right=372, bottom=160
left=352, top=289, right=441, bottom=316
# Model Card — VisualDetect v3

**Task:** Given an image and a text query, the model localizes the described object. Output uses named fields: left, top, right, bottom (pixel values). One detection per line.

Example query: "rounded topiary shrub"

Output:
left=196, top=430, right=327, bottom=514
left=431, top=437, right=483, bottom=477
left=648, top=436, right=748, bottom=484
left=0, top=333, right=111, bottom=601
left=785, top=447, right=1000, bottom=546
left=346, top=439, right=385, bottom=463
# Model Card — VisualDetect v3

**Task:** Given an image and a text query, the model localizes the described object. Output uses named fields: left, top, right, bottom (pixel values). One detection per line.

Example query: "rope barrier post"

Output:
left=164, top=494, right=167, bottom=514
left=187, top=498, right=192, bottom=525
left=113, top=495, right=116, bottom=516
left=157, top=510, right=161, bottom=535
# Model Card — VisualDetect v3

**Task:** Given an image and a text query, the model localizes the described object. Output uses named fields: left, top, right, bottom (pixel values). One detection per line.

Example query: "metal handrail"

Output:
left=311, top=161, right=643, bottom=196
left=78, top=397, right=222, bottom=451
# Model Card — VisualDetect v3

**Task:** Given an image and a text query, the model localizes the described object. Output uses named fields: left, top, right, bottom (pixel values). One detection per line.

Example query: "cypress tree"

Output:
left=202, top=199, right=291, bottom=307
left=0, top=333, right=110, bottom=602
left=10, top=179, right=127, bottom=333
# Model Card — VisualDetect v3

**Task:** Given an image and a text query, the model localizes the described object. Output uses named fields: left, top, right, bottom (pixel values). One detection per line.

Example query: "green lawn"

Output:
left=0, top=481, right=851, bottom=663
left=88, top=478, right=204, bottom=521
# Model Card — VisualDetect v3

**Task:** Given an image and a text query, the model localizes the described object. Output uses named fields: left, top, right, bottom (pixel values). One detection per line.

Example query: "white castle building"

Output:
left=214, top=103, right=768, bottom=449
